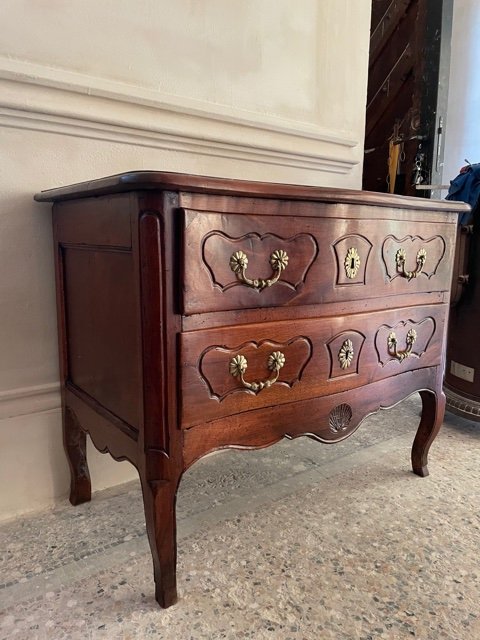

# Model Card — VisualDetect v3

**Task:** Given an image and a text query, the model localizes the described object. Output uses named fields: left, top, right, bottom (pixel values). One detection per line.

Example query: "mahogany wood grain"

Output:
left=183, top=367, right=440, bottom=468
left=181, top=291, right=448, bottom=331
left=35, top=170, right=469, bottom=213
left=54, top=194, right=133, bottom=248
left=182, top=209, right=454, bottom=314
left=37, top=171, right=465, bottom=609
left=180, top=304, right=446, bottom=428
left=179, top=193, right=462, bottom=223
left=63, top=406, right=91, bottom=506
left=64, top=387, right=138, bottom=465
left=62, top=247, right=141, bottom=429
left=412, top=388, right=446, bottom=477
left=135, top=190, right=184, bottom=607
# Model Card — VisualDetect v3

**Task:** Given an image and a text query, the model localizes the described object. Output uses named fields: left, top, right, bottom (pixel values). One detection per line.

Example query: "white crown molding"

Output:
left=0, top=56, right=358, bottom=147
left=0, top=382, right=61, bottom=420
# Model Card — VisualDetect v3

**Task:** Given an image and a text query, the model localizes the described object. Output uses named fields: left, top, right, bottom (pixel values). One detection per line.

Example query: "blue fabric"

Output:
left=446, top=163, right=480, bottom=224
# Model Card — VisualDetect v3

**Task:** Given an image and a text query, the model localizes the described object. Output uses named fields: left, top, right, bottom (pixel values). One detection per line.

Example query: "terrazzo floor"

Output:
left=1, top=395, right=480, bottom=639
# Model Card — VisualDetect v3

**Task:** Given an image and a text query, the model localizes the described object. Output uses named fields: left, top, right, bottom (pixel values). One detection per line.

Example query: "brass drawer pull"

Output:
left=395, top=248, right=427, bottom=281
left=387, top=329, right=417, bottom=362
left=229, top=249, right=289, bottom=291
left=229, top=351, right=285, bottom=391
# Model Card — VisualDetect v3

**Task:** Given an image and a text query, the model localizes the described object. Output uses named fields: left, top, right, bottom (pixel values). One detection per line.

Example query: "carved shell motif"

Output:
left=329, top=403, right=353, bottom=433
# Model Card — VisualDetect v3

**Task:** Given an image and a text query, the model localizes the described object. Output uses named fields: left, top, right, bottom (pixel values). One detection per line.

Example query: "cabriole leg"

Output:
left=63, top=406, right=92, bottom=505
left=411, top=389, right=446, bottom=477
left=140, top=475, right=179, bottom=608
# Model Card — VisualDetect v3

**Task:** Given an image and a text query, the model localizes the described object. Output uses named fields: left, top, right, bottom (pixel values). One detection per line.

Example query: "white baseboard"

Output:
left=0, top=408, right=138, bottom=522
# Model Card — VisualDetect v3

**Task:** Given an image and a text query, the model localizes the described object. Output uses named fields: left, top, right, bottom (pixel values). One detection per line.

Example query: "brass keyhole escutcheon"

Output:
left=344, top=247, right=360, bottom=279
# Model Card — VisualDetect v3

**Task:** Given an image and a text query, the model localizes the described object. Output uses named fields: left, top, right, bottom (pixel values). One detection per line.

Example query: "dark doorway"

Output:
left=363, top=0, right=453, bottom=198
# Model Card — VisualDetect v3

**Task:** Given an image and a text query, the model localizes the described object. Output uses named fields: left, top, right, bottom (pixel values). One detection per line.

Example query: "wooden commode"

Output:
left=35, top=172, right=468, bottom=608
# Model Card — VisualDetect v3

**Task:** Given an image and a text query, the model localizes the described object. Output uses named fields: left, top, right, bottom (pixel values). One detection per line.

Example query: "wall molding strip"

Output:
left=0, top=382, right=61, bottom=420
left=0, top=106, right=357, bottom=174
left=0, top=56, right=358, bottom=147
left=0, top=57, right=362, bottom=176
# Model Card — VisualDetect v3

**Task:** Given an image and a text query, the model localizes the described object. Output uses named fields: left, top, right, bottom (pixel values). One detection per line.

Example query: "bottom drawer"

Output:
left=180, top=304, right=447, bottom=429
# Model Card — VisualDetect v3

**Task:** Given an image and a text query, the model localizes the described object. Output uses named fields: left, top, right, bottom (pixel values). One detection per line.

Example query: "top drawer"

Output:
left=181, top=208, right=455, bottom=315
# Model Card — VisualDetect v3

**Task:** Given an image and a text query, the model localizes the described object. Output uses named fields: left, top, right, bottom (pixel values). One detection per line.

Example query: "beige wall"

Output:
left=0, top=0, right=371, bottom=521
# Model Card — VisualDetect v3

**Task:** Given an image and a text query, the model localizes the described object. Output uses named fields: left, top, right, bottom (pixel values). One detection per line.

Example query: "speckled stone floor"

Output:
left=1, top=395, right=480, bottom=639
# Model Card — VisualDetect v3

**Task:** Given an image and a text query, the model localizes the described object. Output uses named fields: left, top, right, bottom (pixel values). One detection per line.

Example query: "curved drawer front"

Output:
left=380, top=234, right=446, bottom=285
left=182, top=209, right=320, bottom=314
left=180, top=303, right=447, bottom=428
left=181, top=209, right=455, bottom=315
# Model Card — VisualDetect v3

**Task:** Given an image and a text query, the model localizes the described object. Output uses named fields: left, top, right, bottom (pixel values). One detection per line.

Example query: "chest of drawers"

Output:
left=35, top=172, right=468, bottom=608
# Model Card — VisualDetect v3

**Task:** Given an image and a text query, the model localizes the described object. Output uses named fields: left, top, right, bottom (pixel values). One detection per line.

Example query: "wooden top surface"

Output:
left=34, top=170, right=469, bottom=212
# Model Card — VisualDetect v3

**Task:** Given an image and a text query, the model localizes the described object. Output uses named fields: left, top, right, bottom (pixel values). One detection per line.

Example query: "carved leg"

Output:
left=63, top=406, right=92, bottom=505
left=140, top=476, right=179, bottom=608
left=411, top=389, right=446, bottom=477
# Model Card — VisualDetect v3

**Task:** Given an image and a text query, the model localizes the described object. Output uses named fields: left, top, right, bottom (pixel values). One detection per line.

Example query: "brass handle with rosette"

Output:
left=387, top=329, right=417, bottom=362
left=229, top=351, right=285, bottom=392
left=229, top=249, right=289, bottom=291
left=395, top=248, right=427, bottom=281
